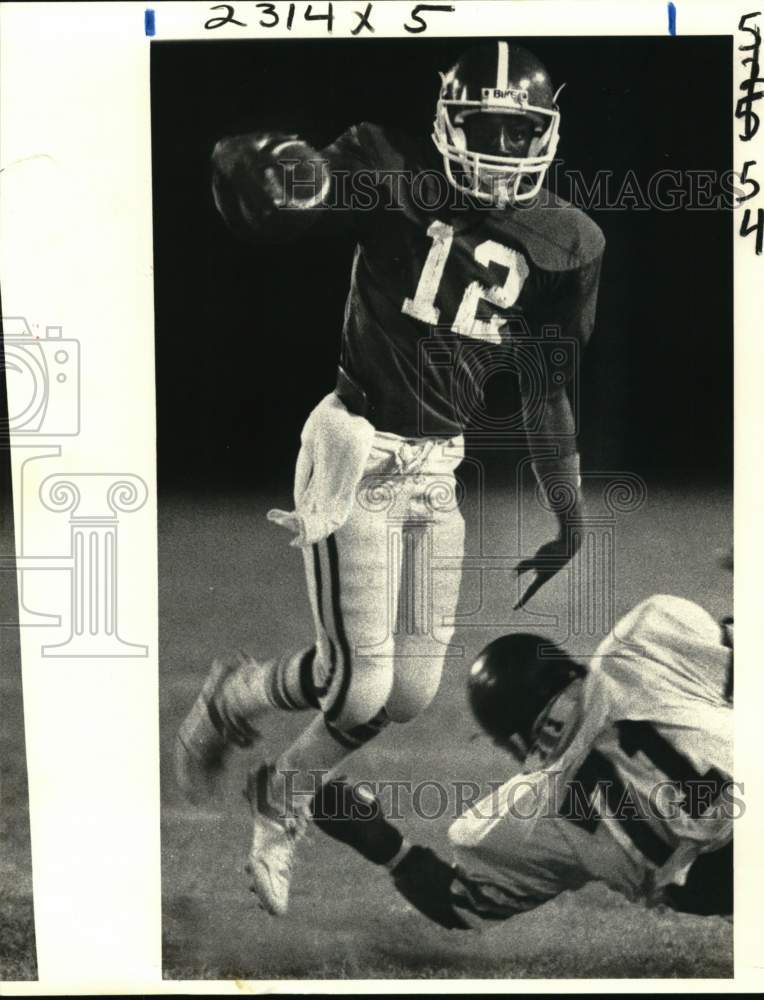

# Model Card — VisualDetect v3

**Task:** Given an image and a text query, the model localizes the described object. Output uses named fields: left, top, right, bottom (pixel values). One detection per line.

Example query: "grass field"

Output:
left=159, top=482, right=733, bottom=981
left=0, top=539, right=38, bottom=981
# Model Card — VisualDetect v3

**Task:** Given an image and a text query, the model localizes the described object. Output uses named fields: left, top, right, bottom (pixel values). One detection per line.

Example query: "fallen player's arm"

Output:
left=311, top=778, right=544, bottom=930
left=393, top=846, right=551, bottom=930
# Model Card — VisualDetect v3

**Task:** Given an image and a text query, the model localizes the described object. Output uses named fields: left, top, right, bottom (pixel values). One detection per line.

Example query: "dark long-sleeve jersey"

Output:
left=213, top=122, right=605, bottom=439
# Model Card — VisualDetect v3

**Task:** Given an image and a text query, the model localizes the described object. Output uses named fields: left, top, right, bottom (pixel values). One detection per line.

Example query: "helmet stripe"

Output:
left=496, top=40, right=509, bottom=90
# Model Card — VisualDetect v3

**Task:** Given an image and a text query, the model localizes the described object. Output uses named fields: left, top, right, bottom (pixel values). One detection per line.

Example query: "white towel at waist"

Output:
left=267, top=391, right=376, bottom=547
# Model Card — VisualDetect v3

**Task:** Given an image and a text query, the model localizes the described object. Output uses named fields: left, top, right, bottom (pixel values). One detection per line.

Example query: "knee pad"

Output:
left=385, top=656, right=445, bottom=723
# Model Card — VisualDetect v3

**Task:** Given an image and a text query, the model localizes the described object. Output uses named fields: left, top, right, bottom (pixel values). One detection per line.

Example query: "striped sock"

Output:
left=265, top=646, right=320, bottom=711
left=218, top=646, right=318, bottom=742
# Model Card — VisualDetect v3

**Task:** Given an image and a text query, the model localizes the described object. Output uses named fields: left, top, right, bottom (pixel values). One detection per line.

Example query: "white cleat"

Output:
left=175, top=650, right=265, bottom=805
left=244, top=763, right=309, bottom=917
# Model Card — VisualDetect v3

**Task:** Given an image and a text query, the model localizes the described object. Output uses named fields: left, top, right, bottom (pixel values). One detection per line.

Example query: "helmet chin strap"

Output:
left=479, top=168, right=545, bottom=207
left=487, top=174, right=518, bottom=207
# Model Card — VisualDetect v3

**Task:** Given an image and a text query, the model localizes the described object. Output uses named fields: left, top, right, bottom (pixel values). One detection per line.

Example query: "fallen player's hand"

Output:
left=514, top=530, right=582, bottom=609
left=391, top=845, right=475, bottom=930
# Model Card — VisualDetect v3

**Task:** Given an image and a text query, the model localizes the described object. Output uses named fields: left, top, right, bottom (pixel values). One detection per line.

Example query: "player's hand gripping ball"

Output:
left=212, top=131, right=330, bottom=242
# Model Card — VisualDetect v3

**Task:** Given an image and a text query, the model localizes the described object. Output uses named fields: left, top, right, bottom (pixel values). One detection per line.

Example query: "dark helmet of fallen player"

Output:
left=468, top=633, right=584, bottom=755
left=432, top=40, right=563, bottom=206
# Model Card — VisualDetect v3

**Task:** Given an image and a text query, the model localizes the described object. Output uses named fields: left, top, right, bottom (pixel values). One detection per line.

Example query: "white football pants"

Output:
left=302, top=429, right=465, bottom=730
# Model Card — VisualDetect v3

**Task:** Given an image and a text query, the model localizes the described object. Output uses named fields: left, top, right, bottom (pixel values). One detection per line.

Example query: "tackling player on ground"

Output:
left=313, top=595, right=734, bottom=926
left=175, top=41, right=605, bottom=917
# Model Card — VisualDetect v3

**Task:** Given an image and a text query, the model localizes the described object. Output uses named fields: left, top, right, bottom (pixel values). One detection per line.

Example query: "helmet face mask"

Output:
left=468, top=633, right=584, bottom=761
left=500, top=731, right=532, bottom=764
left=432, top=41, right=563, bottom=207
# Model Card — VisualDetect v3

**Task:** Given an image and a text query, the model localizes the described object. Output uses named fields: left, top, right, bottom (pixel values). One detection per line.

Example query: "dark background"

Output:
left=151, top=36, right=733, bottom=492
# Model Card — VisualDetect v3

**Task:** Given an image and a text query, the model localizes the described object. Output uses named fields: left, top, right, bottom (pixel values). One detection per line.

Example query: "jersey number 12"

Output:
left=402, top=220, right=529, bottom=344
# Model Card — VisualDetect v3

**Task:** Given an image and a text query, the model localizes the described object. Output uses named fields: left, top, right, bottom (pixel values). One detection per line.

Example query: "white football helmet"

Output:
left=433, top=40, right=563, bottom=205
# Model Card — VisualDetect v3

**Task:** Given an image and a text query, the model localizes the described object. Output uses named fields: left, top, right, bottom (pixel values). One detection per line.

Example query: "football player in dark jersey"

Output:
left=175, top=41, right=606, bottom=917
